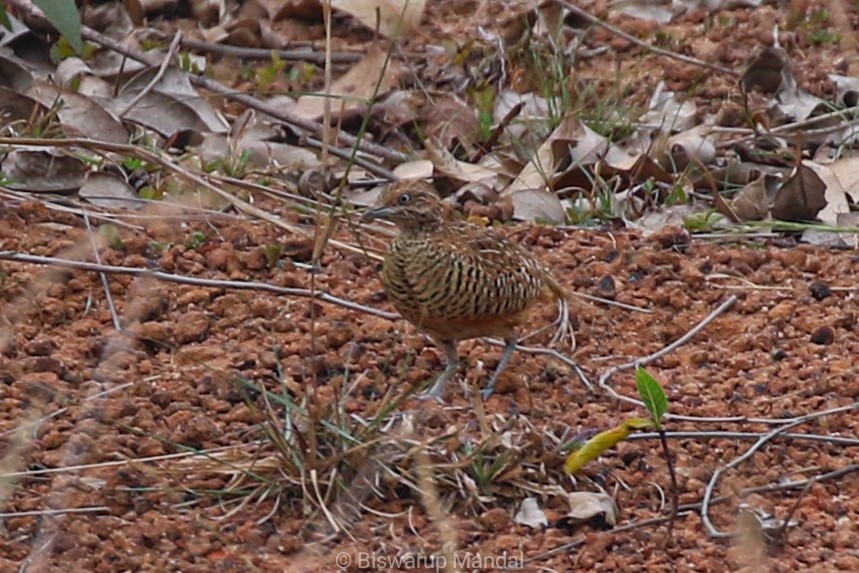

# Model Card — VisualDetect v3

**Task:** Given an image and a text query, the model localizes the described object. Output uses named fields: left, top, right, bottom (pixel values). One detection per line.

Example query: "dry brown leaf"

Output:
left=331, top=0, right=425, bottom=38
left=392, top=160, right=434, bottom=180
left=5, top=150, right=87, bottom=193
left=629, top=204, right=699, bottom=236
left=505, top=114, right=605, bottom=196
left=509, top=188, right=565, bottom=223
left=732, top=176, right=770, bottom=221
left=562, top=492, right=618, bottom=527
left=419, top=93, right=479, bottom=150
left=666, top=125, right=716, bottom=170
left=268, top=0, right=322, bottom=20
left=829, top=73, right=859, bottom=106
left=27, top=84, right=129, bottom=143
left=801, top=161, right=850, bottom=226
left=819, top=156, right=859, bottom=204
left=0, top=86, right=44, bottom=124
left=741, top=46, right=794, bottom=95
left=771, top=162, right=827, bottom=222
left=79, top=172, right=140, bottom=209
left=424, top=138, right=499, bottom=184
left=640, top=82, right=698, bottom=133
left=293, top=45, right=401, bottom=121
left=0, top=52, right=35, bottom=91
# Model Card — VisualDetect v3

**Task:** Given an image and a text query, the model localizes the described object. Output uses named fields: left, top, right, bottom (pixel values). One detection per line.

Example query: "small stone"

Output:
left=480, top=507, right=511, bottom=531
left=174, top=311, right=210, bottom=344
left=810, top=326, right=835, bottom=345
left=809, top=281, right=832, bottom=301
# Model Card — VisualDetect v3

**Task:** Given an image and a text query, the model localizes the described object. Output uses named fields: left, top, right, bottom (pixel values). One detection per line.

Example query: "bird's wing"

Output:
left=444, top=222, right=543, bottom=274
left=448, top=222, right=569, bottom=300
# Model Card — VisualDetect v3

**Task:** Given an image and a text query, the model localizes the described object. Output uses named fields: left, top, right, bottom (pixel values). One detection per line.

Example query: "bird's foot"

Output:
left=480, top=385, right=495, bottom=401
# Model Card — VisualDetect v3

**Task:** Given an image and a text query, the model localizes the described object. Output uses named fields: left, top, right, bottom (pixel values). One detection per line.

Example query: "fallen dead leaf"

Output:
left=732, top=176, right=770, bottom=221
left=513, top=497, right=548, bottom=529
left=331, top=0, right=426, bottom=38
left=293, top=44, right=402, bottom=121
left=562, top=492, right=618, bottom=527
left=771, top=162, right=828, bottom=223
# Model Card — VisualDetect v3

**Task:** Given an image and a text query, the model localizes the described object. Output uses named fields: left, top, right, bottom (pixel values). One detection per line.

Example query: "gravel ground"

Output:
left=1, top=198, right=857, bottom=571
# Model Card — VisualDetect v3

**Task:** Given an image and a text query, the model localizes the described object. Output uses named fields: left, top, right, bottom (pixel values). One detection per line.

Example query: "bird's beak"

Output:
left=361, top=204, right=396, bottom=221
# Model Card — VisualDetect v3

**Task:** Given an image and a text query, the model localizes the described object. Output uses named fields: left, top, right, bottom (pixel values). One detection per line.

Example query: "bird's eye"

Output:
left=398, top=193, right=411, bottom=204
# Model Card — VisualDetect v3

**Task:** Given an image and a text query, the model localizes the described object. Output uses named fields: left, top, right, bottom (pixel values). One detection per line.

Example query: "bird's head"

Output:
left=361, top=180, right=446, bottom=231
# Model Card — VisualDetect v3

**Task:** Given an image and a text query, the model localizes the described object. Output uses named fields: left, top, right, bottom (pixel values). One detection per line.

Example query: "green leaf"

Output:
left=636, top=367, right=668, bottom=426
left=33, top=0, right=82, bottom=54
left=0, top=1, right=12, bottom=31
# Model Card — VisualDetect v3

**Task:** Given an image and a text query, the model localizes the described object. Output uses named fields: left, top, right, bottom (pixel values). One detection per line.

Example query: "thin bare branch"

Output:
left=0, top=250, right=398, bottom=320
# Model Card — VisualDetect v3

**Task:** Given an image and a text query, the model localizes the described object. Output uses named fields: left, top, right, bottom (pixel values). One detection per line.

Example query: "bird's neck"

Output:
left=399, top=215, right=447, bottom=236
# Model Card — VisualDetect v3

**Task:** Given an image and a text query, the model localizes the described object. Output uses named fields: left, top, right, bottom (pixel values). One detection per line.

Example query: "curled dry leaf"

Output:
left=817, top=156, right=859, bottom=205
left=419, top=92, right=479, bottom=150
left=771, top=162, right=828, bottom=223
left=640, top=82, right=698, bottom=133
left=102, top=90, right=217, bottom=136
left=505, top=114, right=606, bottom=197
left=699, top=160, right=787, bottom=190
left=829, top=73, right=859, bottom=106
left=802, top=212, right=859, bottom=248
left=269, top=0, right=322, bottom=20
left=55, top=57, right=93, bottom=90
left=371, top=90, right=421, bottom=133
left=424, top=138, right=500, bottom=185
left=190, top=0, right=224, bottom=26
left=802, top=160, right=851, bottom=226
left=741, top=46, right=794, bottom=95
left=494, top=88, right=553, bottom=148
left=801, top=227, right=859, bottom=248
left=666, top=125, right=716, bottom=170
left=562, top=492, right=619, bottom=527
left=602, top=152, right=673, bottom=187
left=775, top=87, right=828, bottom=123
left=609, top=1, right=674, bottom=25
left=513, top=498, right=548, bottom=529
left=731, top=176, right=770, bottom=221
left=451, top=180, right=499, bottom=205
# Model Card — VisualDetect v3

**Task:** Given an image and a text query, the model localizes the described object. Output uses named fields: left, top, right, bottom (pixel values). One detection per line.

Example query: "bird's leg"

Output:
left=481, top=336, right=518, bottom=401
left=423, top=339, right=460, bottom=400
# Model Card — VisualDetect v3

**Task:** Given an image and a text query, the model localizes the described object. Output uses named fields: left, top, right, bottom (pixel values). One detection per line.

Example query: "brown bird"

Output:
left=362, top=180, right=571, bottom=400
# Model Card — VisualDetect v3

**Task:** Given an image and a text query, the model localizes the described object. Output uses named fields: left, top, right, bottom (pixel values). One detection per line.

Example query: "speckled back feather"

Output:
left=372, top=181, right=564, bottom=342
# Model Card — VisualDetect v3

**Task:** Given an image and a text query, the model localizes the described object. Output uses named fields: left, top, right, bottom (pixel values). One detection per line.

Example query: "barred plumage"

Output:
left=362, top=180, right=569, bottom=400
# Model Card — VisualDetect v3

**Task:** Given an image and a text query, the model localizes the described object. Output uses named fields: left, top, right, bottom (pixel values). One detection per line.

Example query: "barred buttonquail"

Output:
left=362, top=180, right=569, bottom=400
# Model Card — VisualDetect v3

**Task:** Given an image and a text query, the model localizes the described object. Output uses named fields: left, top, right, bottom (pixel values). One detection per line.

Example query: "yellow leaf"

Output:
left=623, top=418, right=655, bottom=431
left=465, top=214, right=490, bottom=226
left=564, top=418, right=654, bottom=474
